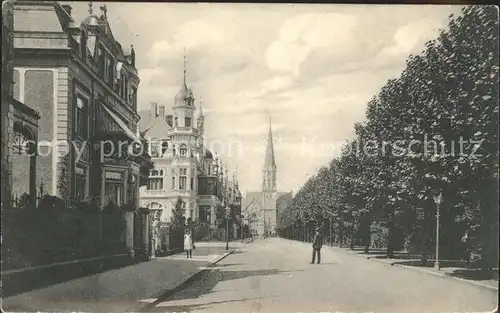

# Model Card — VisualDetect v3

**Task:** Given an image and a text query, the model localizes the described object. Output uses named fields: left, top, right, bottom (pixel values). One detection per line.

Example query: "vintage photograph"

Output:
left=1, top=1, right=498, bottom=312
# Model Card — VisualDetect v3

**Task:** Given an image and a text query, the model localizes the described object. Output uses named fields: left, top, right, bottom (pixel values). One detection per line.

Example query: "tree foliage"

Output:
left=277, top=6, right=499, bottom=270
left=170, top=197, right=186, bottom=229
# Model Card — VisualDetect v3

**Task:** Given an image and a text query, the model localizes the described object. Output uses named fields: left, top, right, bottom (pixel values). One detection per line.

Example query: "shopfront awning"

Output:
left=96, top=103, right=142, bottom=143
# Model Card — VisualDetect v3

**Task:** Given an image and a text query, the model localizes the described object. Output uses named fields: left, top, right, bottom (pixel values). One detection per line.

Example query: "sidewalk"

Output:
left=277, top=238, right=498, bottom=291
left=1, top=246, right=234, bottom=313
left=330, top=245, right=499, bottom=290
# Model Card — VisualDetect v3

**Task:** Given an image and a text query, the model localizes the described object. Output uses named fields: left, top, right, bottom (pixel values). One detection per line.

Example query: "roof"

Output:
left=204, top=148, right=213, bottom=159
left=138, top=109, right=171, bottom=139
left=263, top=117, right=276, bottom=169
left=14, top=6, right=64, bottom=33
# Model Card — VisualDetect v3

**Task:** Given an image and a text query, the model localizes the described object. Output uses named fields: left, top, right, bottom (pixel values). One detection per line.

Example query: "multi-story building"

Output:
left=10, top=1, right=151, bottom=256
left=243, top=118, right=292, bottom=237
left=2, top=0, right=40, bottom=210
left=11, top=1, right=150, bottom=209
left=139, top=64, right=241, bottom=230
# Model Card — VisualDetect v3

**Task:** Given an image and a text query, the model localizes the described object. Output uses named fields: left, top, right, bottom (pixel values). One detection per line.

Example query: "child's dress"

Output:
left=184, top=234, right=193, bottom=251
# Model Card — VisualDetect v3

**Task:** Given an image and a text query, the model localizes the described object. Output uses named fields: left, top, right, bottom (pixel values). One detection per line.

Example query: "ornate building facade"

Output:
left=139, top=63, right=242, bottom=230
left=10, top=1, right=151, bottom=256
left=244, top=118, right=292, bottom=237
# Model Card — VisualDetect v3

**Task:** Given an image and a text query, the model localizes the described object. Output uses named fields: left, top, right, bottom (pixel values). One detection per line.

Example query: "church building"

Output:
left=244, top=118, right=292, bottom=237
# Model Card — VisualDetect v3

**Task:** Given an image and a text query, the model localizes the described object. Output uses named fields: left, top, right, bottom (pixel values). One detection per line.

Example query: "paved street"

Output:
left=2, top=246, right=230, bottom=313
left=145, top=238, right=497, bottom=313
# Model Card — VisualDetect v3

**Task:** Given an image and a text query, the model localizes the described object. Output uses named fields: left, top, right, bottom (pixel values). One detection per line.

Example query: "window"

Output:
left=75, top=93, right=89, bottom=139
left=171, top=177, right=175, bottom=189
left=147, top=170, right=163, bottom=190
left=107, top=56, right=115, bottom=86
left=179, top=168, right=187, bottom=190
left=172, top=144, right=176, bottom=157
left=161, top=140, right=169, bottom=156
left=174, top=117, right=178, bottom=127
left=179, top=144, right=187, bottom=157
left=150, top=141, right=160, bottom=158
left=98, top=46, right=105, bottom=78
left=105, top=182, right=123, bottom=207
left=185, top=117, right=192, bottom=127
left=148, top=178, right=163, bottom=190
left=208, top=165, right=211, bottom=175
left=131, top=86, right=137, bottom=109
left=190, top=177, right=194, bottom=190
left=75, top=166, right=87, bottom=202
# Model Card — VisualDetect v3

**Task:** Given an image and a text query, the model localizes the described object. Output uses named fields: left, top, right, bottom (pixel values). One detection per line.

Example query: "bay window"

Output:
left=75, top=92, right=89, bottom=139
left=179, top=168, right=187, bottom=190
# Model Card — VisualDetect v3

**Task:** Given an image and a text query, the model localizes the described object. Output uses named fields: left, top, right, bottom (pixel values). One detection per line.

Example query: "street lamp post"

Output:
left=240, top=214, right=244, bottom=243
left=433, top=192, right=443, bottom=270
left=225, top=206, right=230, bottom=251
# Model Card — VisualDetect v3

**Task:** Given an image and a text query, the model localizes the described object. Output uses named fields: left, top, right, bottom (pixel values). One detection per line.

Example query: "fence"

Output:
left=2, top=198, right=127, bottom=271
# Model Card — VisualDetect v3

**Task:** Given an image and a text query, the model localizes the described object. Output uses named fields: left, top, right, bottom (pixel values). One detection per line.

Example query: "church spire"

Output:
left=183, top=47, right=187, bottom=86
left=262, top=116, right=277, bottom=192
left=264, top=116, right=276, bottom=169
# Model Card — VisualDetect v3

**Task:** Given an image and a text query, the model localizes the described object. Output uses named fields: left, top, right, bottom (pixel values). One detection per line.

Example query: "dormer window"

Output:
left=97, top=45, right=105, bottom=78
left=161, top=140, right=169, bottom=156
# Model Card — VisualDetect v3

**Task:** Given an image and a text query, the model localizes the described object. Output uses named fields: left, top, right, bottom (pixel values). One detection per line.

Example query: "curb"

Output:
left=353, top=252, right=498, bottom=291
left=133, top=250, right=235, bottom=312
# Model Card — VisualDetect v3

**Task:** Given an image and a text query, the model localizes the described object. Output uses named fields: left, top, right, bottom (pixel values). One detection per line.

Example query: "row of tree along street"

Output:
left=277, top=6, right=498, bottom=271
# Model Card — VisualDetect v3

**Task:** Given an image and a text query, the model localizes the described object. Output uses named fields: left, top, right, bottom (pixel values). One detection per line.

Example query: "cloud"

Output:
left=380, top=20, right=444, bottom=59
left=266, top=13, right=357, bottom=76
left=173, top=19, right=235, bottom=50
left=62, top=2, right=460, bottom=194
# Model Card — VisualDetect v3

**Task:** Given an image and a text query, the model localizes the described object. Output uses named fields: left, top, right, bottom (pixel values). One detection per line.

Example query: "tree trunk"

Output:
left=387, top=209, right=395, bottom=259
left=339, top=224, right=344, bottom=248
left=421, top=199, right=433, bottom=266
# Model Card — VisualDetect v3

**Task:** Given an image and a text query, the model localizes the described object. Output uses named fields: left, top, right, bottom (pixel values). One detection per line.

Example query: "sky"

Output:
left=65, top=2, right=462, bottom=195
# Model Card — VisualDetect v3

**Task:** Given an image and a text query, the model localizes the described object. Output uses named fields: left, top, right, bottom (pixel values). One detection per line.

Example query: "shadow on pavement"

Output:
left=151, top=268, right=302, bottom=306
left=146, top=296, right=270, bottom=312
left=229, top=250, right=245, bottom=255
left=210, top=263, right=244, bottom=268
left=393, top=260, right=469, bottom=268
left=445, top=268, right=499, bottom=281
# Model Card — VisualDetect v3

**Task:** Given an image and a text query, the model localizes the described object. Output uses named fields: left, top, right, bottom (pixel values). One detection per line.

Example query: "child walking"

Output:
left=184, top=229, right=193, bottom=258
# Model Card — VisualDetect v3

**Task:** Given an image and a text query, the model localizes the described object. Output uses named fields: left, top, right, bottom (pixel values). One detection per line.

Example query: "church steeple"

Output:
left=262, top=116, right=277, bottom=192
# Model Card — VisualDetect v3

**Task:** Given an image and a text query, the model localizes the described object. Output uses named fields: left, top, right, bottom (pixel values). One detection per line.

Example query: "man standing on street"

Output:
left=311, top=227, right=323, bottom=264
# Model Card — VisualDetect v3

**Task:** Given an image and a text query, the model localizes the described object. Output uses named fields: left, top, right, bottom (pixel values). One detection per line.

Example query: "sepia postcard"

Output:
left=1, top=1, right=498, bottom=312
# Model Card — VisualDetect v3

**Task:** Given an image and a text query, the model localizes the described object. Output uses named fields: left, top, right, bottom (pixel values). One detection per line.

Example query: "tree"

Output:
left=56, top=153, right=70, bottom=205
left=170, top=197, right=185, bottom=229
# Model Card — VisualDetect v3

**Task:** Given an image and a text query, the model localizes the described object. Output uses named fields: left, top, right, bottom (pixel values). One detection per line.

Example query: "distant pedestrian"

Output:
left=184, top=229, right=193, bottom=259
left=310, top=227, right=323, bottom=264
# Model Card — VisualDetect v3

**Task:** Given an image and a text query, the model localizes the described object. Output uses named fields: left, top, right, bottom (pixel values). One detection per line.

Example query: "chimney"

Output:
left=62, top=4, right=72, bottom=16
left=158, top=105, right=165, bottom=119
left=150, top=102, right=157, bottom=118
